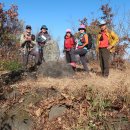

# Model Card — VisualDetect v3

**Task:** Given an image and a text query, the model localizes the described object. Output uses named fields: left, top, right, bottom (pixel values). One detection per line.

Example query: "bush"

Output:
left=0, top=60, right=22, bottom=71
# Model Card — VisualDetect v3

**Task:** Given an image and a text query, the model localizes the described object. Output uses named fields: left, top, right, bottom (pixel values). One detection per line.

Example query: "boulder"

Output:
left=37, top=61, right=74, bottom=78
left=43, top=40, right=60, bottom=62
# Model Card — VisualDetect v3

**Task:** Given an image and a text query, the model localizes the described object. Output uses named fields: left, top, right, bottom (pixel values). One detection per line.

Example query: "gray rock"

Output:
left=0, top=110, right=33, bottom=130
left=37, top=61, right=74, bottom=78
left=43, top=40, right=60, bottom=62
left=49, top=105, right=67, bottom=120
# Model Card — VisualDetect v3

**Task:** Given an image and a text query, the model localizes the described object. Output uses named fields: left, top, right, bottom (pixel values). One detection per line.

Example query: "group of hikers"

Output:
left=20, top=24, right=51, bottom=68
left=20, top=20, right=119, bottom=77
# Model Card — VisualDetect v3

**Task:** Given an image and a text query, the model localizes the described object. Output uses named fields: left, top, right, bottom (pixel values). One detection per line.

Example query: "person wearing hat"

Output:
left=70, top=25, right=89, bottom=72
left=96, top=20, right=119, bottom=77
left=20, top=25, right=32, bottom=46
left=36, top=25, right=51, bottom=64
left=64, top=29, right=76, bottom=64
left=20, top=25, right=39, bottom=69
left=37, top=25, right=51, bottom=45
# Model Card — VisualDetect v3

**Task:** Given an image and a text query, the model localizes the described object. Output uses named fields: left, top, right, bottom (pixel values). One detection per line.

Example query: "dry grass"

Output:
left=22, top=63, right=130, bottom=130
left=20, top=62, right=130, bottom=95
left=1, top=62, right=130, bottom=130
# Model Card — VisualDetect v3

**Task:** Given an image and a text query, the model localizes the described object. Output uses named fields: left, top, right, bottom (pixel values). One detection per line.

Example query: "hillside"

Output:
left=0, top=62, right=130, bottom=130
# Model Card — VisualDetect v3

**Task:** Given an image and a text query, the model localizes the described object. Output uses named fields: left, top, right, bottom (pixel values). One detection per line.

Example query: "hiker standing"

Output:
left=96, top=20, right=119, bottom=77
left=36, top=25, right=51, bottom=64
left=20, top=25, right=39, bottom=69
left=70, top=25, right=89, bottom=72
left=64, top=29, right=76, bottom=63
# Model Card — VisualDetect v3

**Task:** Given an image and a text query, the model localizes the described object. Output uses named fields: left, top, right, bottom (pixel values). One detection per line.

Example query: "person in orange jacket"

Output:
left=96, top=20, right=119, bottom=77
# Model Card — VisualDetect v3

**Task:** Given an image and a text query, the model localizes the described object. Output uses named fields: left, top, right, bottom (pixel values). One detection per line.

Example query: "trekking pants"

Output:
left=99, top=48, right=110, bottom=76
left=65, top=48, right=75, bottom=63
left=71, top=48, right=89, bottom=72
left=22, top=48, right=39, bottom=68
left=65, top=51, right=71, bottom=63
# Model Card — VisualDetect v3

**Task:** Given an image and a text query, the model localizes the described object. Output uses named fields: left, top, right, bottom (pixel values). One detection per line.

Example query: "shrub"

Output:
left=0, top=60, right=22, bottom=71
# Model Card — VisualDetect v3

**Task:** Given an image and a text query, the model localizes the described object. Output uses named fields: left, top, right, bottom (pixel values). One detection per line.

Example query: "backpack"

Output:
left=80, top=33, right=94, bottom=49
left=86, top=33, right=94, bottom=49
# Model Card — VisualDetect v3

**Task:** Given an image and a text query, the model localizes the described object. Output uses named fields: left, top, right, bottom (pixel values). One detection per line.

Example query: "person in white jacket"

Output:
left=20, top=25, right=39, bottom=69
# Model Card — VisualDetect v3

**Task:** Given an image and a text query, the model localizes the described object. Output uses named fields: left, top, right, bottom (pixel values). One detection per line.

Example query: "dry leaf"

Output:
left=19, top=98, right=24, bottom=103
left=35, top=108, right=43, bottom=117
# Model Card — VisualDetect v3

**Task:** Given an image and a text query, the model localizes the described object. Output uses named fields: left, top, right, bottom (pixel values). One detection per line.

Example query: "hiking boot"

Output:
left=103, top=75, right=109, bottom=78
left=70, top=62, right=76, bottom=68
left=103, top=73, right=109, bottom=78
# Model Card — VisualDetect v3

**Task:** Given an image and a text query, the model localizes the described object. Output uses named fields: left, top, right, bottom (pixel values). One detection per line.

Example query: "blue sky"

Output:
left=1, top=0, right=130, bottom=52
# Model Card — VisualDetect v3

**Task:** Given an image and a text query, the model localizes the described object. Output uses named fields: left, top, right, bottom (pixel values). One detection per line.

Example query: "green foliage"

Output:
left=0, top=60, right=22, bottom=71
left=79, top=18, right=100, bottom=37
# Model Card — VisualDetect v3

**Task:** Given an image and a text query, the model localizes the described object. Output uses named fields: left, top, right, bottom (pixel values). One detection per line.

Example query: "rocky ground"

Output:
left=0, top=62, right=130, bottom=130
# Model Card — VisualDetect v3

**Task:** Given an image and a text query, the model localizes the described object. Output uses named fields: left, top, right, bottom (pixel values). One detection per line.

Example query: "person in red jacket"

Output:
left=64, top=29, right=76, bottom=63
